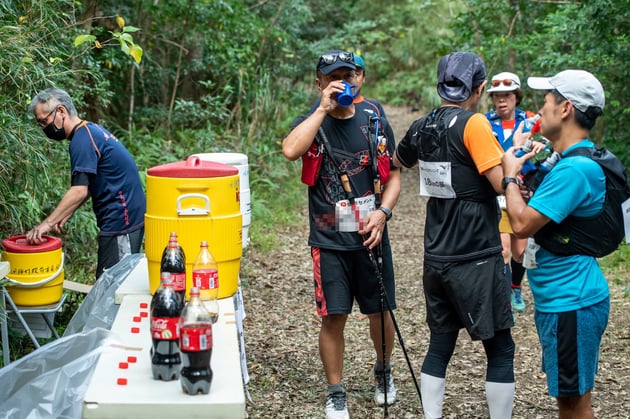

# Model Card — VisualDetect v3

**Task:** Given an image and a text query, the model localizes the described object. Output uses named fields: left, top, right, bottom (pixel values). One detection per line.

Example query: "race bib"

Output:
left=335, top=194, right=375, bottom=232
left=522, top=237, right=540, bottom=269
left=497, top=195, right=507, bottom=210
left=418, top=160, right=456, bottom=198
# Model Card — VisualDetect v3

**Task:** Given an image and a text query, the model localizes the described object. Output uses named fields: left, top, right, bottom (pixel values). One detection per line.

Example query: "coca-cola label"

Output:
left=180, top=325, right=213, bottom=351
left=150, top=317, right=180, bottom=340
left=171, top=272, right=186, bottom=292
left=192, top=269, right=219, bottom=290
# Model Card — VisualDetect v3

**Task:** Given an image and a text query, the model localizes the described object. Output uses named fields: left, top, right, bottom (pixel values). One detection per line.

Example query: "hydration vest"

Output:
left=415, top=106, right=496, bottom=202
left=534, top=146, right=630, bottom=257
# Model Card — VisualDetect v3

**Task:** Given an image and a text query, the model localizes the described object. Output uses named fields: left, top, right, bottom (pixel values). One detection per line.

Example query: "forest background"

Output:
left=1, top=0, right=629, bottom=360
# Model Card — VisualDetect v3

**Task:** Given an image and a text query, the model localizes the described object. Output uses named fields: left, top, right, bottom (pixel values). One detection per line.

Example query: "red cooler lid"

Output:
left=147, top=156, right=238, bottom=178
left=2, top=235, right=62, bottom=253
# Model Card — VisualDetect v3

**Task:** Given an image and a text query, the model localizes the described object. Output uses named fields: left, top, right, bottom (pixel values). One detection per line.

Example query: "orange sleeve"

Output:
left=463, top=113, right=504, bottom=174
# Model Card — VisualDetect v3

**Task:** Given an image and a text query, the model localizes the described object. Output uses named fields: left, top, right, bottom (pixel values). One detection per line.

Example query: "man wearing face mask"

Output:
left=27, top=87, right=146, bottom=280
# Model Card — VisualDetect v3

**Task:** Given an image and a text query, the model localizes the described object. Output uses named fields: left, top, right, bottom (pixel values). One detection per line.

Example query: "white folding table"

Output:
left=83, top=262, right=246, bottom=418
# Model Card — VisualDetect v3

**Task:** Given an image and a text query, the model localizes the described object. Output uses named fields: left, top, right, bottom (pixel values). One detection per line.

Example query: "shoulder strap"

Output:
left=417, top=106, right=473, bottom=161
left=564, top=146, right=630, bottom=189
left=317, top=126, right=335, bottom=167
left=317, top=126, right=355, bottom=200
left=368, top=115, right=381, bottom=205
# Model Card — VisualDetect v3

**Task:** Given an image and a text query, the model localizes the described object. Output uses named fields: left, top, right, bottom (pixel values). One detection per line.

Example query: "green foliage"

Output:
left=74, top=17, right=144, bottom=64
left=302, top=0, right=467, bottom=110
left=450, top=0, right=630, bottom=167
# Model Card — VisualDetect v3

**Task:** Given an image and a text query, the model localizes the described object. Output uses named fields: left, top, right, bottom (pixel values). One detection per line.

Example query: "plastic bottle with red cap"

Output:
left=179, top=286, right=214, bottom=395
left=191, top=241, right=219, bottom=323
left=160, top=232, right=186, bottom=304
left=150, top=272, right=183, bottom=381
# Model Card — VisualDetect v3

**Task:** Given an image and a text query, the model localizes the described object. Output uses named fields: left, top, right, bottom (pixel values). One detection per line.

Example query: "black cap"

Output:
left=436, top=52, right=487, bottom=103
left=317, top=50, right=356, bottom=75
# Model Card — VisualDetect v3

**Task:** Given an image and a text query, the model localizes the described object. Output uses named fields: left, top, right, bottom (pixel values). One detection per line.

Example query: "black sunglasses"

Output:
left=318, top=51, right=354, bottom=67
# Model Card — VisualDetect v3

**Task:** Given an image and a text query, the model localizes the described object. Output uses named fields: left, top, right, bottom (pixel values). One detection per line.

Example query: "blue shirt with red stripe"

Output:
left=69, top=121, right=145, bottom=236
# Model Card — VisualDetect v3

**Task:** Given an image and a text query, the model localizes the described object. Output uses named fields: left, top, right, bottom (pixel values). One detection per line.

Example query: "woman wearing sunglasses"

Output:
left=485, top=72, right=538, bottom=315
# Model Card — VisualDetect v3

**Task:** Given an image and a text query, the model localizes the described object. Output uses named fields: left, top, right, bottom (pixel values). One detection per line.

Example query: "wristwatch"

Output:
left=378, top=206, right=392, bottom=221
left=502, top=177, right=519, bottom=191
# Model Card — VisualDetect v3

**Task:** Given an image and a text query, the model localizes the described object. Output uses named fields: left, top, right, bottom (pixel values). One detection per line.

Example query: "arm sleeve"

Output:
left=71, top=171, right=91, bottom=187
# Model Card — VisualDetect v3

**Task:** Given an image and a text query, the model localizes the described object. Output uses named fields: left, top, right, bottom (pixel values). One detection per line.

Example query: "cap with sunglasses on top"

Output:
left=487, top=72, right=521, bottom=93
left=317, top=50, right=356, bottom=75
left=528, top=69, right=605, bottom=114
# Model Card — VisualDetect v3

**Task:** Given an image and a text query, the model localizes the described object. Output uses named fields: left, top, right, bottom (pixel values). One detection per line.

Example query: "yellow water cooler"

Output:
left=1, top=235, right=64, bottom=306
left=144, top=155, right=242, bottom=299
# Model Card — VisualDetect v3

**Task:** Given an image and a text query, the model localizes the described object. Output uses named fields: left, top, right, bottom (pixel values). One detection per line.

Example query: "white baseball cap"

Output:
left=527, top=69, right=605, bottom=113
left=487, top=72, right=521, bottom=93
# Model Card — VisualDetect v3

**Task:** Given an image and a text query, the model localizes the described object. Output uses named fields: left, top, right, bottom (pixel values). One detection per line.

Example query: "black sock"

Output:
left=374, top=359, right=391, bottom=373
left=510, top=258, right=525, bottom=287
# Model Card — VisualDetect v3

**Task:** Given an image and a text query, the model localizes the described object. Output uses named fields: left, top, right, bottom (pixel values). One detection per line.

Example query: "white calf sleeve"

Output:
left=421, top=373, right=446, bottom=419
left=485, top=381, right=515, bottom=419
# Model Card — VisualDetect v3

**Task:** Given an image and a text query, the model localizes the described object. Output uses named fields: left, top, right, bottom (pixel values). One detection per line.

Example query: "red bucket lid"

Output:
left=2, top=235, right=62, bottom=253
left=147, top=155, right=238, bottom=178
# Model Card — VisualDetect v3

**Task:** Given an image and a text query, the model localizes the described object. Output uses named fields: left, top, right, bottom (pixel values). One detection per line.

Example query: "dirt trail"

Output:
left=240, top=105, right=630, bottom=418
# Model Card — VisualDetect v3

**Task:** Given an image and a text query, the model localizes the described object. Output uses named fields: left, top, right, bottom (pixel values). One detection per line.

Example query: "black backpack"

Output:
left=534, top=146, right=630, bottom=257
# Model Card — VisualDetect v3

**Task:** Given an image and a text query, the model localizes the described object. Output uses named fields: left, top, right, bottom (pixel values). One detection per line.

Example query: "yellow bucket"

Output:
left=145, top=156, right=242, bottom=299
left=1, top=235, right=64, bottom=306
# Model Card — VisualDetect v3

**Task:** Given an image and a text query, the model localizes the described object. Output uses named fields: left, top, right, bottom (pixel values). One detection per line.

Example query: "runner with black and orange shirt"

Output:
left=393, top=52, right=516, bottom=419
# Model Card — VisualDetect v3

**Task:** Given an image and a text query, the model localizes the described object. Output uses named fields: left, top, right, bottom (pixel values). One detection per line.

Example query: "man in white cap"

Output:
left=502, top=69, right=612, bottom=418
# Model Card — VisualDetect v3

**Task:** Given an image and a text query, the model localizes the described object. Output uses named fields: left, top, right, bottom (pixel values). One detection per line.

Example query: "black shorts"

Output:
left=312, top=244, right=396, bottom=316
left=423, top=254, right=513, bottom=340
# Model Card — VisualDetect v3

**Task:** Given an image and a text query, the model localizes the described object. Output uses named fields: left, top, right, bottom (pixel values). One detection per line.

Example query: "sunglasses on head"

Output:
left=319, top=51, right=354, bottom=66
left=492, top=79, right=516, bottom=87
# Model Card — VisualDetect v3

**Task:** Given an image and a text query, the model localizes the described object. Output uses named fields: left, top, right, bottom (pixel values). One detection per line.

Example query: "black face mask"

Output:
left=43, top=117, right=66, bottom=141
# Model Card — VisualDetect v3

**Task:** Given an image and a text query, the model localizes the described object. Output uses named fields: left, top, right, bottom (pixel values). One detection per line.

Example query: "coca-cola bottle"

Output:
left=191, top=241, right=219, bottom=323
left=150, top=272, right=183, bottom=381
left=179, top=287, right=213, bottom=395
left=160, top=232, right=186, bottom=304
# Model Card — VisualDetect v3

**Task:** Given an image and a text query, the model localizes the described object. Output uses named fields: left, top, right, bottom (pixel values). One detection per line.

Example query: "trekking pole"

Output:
left=364, top=243, right=422, bottom=406
left=376, top=243, right=388, bottom=417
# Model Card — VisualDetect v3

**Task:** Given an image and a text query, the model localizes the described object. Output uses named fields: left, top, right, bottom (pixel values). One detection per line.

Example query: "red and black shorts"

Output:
left=311, top=244, right=396, bottom=316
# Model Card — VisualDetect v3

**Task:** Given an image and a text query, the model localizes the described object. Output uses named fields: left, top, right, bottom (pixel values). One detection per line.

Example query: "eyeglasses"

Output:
left=318, top=51, right=354, bottom=67
left=491, top=79, right=516, bottom=87
left=36, top=107, right=58, bottom=128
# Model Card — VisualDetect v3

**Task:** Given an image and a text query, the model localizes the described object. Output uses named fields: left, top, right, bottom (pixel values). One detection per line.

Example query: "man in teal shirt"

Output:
left=502, top=69, right=610, bottom=418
